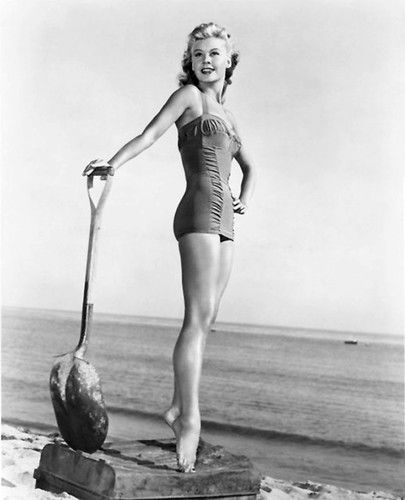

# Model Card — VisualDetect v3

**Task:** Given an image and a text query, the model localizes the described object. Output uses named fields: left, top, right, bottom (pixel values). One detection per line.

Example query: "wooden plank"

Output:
left=34, top=438, right=261, bottom=499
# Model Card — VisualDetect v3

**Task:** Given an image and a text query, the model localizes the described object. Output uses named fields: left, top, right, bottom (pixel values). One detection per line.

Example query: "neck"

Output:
left=198, top=80, right=225, bottom=104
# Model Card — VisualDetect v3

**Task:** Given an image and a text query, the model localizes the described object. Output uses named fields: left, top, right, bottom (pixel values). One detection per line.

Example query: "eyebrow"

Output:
left=193, top=47, right=221, bottom=54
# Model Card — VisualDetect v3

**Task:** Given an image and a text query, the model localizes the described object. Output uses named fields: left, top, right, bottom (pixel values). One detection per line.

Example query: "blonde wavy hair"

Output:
left=178, top=22, right=240, bottom=101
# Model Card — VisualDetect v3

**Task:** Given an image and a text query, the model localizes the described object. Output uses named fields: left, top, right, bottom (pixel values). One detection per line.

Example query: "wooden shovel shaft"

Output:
left=77, top=175, right=113, bottom=353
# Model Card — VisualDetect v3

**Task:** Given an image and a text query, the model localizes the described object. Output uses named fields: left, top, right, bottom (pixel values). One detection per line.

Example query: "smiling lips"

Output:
left=201, top=67, right=214, bottom=74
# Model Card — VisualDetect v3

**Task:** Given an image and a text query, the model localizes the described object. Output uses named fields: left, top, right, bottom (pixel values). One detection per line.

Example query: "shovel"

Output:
left=49, top=167, right=113, bottom=453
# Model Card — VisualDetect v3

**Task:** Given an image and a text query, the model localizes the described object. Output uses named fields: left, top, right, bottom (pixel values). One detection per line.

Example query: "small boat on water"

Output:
left=344, top=339, right=358, bottom=345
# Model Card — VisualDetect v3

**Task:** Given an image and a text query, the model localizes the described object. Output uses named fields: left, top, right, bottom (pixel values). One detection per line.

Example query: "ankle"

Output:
left=180, top=413, right=201, bottom=429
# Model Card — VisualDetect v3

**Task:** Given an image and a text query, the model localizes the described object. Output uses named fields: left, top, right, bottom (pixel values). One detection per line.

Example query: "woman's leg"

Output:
left=214, top=239, right=234, bottom=323
left=164, top=239, right=234, bottom=428
left=170, top=233, right=223, bottom=472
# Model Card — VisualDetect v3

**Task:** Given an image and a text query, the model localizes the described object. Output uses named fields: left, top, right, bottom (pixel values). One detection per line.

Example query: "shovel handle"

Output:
left=87, top=167, right=114, bottom=213
left=77, top=173, right=113, bottom=354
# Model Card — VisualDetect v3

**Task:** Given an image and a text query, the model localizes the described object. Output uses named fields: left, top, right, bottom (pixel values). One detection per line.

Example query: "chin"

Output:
left=199, top=74, right=218, bottom=83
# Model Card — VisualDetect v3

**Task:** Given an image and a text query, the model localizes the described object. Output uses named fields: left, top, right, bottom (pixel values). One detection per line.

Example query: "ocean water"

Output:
left=2, top=307, right=404, bottom=495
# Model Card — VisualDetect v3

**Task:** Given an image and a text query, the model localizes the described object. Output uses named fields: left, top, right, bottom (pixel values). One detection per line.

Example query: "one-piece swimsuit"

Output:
left=173, top=88, right=242, bottom=241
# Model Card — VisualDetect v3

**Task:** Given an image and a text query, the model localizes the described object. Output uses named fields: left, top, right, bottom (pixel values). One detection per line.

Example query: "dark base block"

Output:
left=34, top=437, right=262, bottom=499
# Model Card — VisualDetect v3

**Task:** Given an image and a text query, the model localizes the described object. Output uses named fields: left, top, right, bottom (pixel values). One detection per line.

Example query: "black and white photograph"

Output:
left=1, top=0, right=403, bottom=498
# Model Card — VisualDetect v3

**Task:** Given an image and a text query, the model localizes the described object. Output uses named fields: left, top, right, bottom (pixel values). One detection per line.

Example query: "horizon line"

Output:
left=2, top=304, right=403, bottom=339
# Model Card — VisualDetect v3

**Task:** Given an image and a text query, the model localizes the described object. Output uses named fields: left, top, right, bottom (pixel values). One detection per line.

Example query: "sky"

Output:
left=1, top=0, right=403, bottom=335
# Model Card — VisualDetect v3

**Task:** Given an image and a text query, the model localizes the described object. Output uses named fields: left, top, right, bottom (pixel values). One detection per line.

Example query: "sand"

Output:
left=1, top=424, right=401, bottom=500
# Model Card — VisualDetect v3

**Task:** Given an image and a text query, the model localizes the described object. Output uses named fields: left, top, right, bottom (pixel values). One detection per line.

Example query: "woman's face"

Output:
left=191, top=37, right=231, bottom=85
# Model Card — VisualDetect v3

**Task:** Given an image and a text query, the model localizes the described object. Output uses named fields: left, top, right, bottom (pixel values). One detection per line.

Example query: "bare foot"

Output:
left=172, top=415, right=200, bottom=473
left=163, top=406, right=181, bottom=432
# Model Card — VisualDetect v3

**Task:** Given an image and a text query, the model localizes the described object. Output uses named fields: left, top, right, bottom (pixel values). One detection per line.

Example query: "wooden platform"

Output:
left=34, top=437, right=262, bottom=499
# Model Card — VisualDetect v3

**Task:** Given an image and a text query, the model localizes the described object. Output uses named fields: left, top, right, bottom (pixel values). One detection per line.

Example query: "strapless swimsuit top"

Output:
left=173, top=92, right=241, bottom=241
left=178, top=113, right=241, bottom=157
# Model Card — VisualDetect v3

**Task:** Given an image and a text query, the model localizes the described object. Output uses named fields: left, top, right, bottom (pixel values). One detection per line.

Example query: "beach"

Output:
left=1, top=423, right=402, bottom=500
left=2, top=307, right=404, bottom=497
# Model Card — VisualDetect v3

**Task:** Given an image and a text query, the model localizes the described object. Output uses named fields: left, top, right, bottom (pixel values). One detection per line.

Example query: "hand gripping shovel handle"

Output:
left=76, top=172, right=113, bottom=357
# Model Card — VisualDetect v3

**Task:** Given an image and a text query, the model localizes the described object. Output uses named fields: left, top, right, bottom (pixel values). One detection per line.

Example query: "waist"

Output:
left=186, top=171, right=230, bottom=185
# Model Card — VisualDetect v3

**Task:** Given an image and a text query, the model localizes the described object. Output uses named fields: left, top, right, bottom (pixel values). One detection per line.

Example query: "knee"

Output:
left=199, top=300, right=217, bottom=330
left=188, top=300, right=217, bottom=332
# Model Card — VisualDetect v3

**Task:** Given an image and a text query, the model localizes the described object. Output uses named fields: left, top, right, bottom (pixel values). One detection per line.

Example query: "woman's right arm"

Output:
left=84, top=85, right=194, bottom=175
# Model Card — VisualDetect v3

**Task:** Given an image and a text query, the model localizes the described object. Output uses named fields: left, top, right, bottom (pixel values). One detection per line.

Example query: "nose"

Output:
left=203, top=53, right=211, bottom=63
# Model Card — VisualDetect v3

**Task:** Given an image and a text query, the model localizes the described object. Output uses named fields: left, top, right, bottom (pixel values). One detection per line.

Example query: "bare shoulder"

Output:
left=174, top=84, right=200, bottom=105
left=167, top=86, right=201, bottom=124
left=163, top=85, right=201, bottom=127
left=173, top=85, right=202, bottom=127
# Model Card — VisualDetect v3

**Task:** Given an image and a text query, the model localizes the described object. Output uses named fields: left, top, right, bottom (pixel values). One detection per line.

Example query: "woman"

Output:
left=83, top=22, right=256, bottom=473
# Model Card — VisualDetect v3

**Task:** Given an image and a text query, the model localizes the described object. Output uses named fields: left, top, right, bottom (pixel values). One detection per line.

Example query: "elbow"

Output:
left=140, top=130, right=156, bottom=149
left=242, top=162, right=256, bottom=179
left=243, top=163, right=257, bottom=193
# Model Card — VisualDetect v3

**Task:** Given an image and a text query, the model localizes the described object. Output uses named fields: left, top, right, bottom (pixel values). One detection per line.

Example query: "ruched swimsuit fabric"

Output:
left=173, top=90, right=242, bottom=242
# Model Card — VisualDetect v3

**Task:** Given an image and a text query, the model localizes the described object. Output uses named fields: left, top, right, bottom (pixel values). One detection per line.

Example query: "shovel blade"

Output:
left=50, top=354, right=108, bottom=453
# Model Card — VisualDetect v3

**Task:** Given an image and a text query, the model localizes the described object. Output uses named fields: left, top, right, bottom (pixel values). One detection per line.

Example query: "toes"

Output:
left=177, top=454, right=195, bottom=473
left=177, top=454, right=186, bottom=471
left=178, top=463, right=196, bottom=473
left=174, top=416, right=199, bottom=473
left=184, top=463, right=196, bottom=473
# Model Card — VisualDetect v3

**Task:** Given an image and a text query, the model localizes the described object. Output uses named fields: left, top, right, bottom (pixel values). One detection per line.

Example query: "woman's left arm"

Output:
left=225, top=109, right=257, bottom=214
left=234, top=145, right=256, bottom=213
